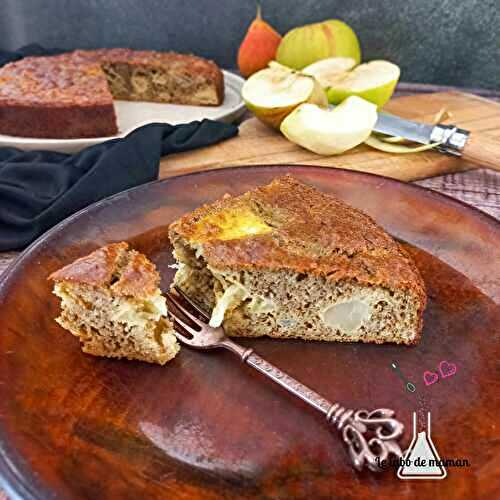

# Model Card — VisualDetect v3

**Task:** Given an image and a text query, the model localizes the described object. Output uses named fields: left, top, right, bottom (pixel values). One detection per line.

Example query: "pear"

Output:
left=327, top=60, right=400, bottom=107
left=237, top=5, right=282, bottom=78
left=276, top=19, right=361, bottom=70
left=302, top=57, right=357, bottom=89
left=242, top=64, right=328, bottom=129
left=280, top=96, right=377, bottom=155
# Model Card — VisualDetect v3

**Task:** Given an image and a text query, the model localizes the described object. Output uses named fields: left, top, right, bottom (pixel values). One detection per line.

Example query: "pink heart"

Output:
left=423, top=370, right=439, bottom=386
left=439, top=360, right=457, bottom=378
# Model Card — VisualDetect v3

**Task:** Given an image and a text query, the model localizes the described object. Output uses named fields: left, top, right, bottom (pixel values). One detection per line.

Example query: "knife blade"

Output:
left=327, top=103, right=500, bottom=170
left=328, top=103, right=475, bottom=159
left=374, top=112, right=434, bottom=145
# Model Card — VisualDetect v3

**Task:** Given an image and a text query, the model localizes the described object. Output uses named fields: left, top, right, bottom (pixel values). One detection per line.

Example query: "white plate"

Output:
left=0, top=70, right=246, bottom=153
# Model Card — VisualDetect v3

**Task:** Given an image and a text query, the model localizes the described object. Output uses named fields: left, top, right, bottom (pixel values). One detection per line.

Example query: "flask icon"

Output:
left=397, top=412, right=447, bottom=479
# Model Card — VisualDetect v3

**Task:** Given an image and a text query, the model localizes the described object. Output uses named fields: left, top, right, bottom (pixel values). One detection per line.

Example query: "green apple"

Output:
left=242, top=64, right=328, bottom=129
left=280, top=96, right=377, bottom=155
left=302, top=57, right=357, bottom=88
left=276, top=19, right=361, bottom=70
left=326, top=60, right=400, bottom=107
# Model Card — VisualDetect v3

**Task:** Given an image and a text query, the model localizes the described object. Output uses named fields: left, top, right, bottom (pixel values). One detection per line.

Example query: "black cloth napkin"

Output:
left=0, top=43, right=64, bottom=68
left=0, top=120, right=238, bottom=251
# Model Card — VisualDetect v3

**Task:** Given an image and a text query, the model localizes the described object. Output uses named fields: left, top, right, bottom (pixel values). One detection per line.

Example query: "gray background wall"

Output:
left=1, top=0, right=499, bottom=89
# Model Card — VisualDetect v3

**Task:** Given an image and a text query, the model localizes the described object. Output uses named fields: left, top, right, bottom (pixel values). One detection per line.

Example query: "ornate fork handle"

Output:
left=222, top=340, right=404, bottom=472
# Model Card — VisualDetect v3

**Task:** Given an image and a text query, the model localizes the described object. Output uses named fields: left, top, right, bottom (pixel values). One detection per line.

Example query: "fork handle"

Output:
left=244, top=350, right=333, bottom=414
left=221, top=339, right=405, bottom=472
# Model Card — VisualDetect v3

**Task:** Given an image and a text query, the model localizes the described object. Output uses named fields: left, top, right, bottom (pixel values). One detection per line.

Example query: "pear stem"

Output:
left=256, top=3, right=262, bottom=21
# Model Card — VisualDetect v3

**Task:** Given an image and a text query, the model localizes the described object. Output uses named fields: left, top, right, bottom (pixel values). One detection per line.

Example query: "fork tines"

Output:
left=165, top=287, right=211, bottom=336
left=173, top=286, right=210, bottom=321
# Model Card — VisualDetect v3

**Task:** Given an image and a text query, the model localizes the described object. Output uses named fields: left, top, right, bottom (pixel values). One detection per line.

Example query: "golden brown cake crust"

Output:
left=50, top=242, right=179, bottom=364
left=0, top=54, right=111, bottom=105
left=49, top=242, right=160, bottom=299
left=169, top=176, right=427, bottom=328
left=0, top=54, right=118, bottom=139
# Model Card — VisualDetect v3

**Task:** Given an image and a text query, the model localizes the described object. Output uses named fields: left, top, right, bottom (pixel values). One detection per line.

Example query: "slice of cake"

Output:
left=49, top=242, right=179, bottom=364
left=169, top=176, right=426, bottom=345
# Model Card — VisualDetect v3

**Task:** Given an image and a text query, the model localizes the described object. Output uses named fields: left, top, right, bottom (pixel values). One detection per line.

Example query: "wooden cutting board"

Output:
left=160, top=91, right=500, bottom=181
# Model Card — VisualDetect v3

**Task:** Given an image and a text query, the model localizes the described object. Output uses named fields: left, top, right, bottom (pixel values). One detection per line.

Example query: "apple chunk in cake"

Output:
left=49, top=242, right=179, bottom=364
left=169, top=176, right=426, bottom=345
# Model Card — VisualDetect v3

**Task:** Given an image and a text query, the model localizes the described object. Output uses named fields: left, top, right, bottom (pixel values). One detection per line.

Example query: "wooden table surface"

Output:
left=0, top=85, right=499, bottom=500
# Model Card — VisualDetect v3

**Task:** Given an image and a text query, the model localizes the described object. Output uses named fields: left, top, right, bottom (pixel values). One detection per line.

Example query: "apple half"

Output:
left=242, top=64, right=328, bottom=129
left=280, top=96, right=377, bottom=155
left=302, top=57, right=357, bottom=89
left=326, top=60, right=400, bottom=107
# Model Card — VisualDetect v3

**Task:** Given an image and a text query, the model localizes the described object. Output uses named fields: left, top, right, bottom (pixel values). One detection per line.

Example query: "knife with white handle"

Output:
left=374, top=112, right=499, bottom=171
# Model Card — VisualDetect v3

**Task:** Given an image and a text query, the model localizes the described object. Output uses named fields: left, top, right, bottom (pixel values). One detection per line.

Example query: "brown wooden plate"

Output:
left=0, top=166, right=499, bottom=500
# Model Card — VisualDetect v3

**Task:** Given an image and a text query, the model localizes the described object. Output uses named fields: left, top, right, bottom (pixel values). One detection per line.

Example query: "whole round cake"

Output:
left=0, top=49, right=224, bottom=139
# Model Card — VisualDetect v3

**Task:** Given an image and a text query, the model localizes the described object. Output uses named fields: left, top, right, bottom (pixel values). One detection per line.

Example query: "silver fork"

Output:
left=166, top=286, right=405, bottom=472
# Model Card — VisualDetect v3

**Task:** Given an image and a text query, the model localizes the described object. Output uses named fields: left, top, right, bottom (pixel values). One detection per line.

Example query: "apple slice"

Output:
left=327, top=60, right=400, bottom=107
left=280, top=96, right=377, bottom=155
left=242, top=64, right=328, bottom=128
left=302, top=57, right=357, bottom=88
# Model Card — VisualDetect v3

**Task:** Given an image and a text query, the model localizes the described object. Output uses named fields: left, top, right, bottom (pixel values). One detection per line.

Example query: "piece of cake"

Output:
left=169, top=176, right=426, bottom=345
left=0, top=48, right=224, bottom=139
left=49, top=242, right=179, bottom=364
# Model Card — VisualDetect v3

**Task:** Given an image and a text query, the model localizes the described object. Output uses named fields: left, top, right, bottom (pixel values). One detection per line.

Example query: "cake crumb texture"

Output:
left=169, top=176, right=426, bottom=345
left=49, top=242, right=179, bottom=364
